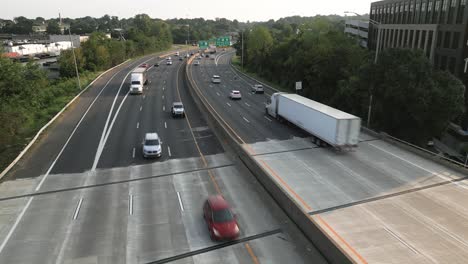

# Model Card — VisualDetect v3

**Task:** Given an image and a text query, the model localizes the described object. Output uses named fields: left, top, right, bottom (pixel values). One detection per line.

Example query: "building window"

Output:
left=415, top=1, right=421, bottom=23
left=452, top=31, right=460, bottom=48
left=409, top=30, right=415, bottom=46
left=421, top=1, right=427, bottom=23
left=440, top=0, right=448, bottom=23
left=448, top=57, right=456, bottom=73
left=447, top=0, right=456, bottom=23
left=437, top=30, right=443, bottom=47
left=457, top=0, right=466, bottom=24
left=434, top=0, right=441, bottom=23
left=409, top=0, right=415, bottom=23
left=404, top=2, right=409, bottom=23
left=441, top=55, right=448, bottom=70
left=427, top=31, right=434, bottom=57
left=415, top=30, right=421, bottom=47
left=443, top=31, right=451, bottom=48
left=428, top=0, right=434, bottom=23
left=421, top=30, right=427, bottom=48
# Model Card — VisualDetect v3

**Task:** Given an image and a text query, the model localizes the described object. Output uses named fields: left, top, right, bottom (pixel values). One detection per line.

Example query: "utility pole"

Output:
left=241, top=31, right=244, bottom=70
left=68, top=27, right=81, bottom=90
left=345, top=11, right=381, bottom=128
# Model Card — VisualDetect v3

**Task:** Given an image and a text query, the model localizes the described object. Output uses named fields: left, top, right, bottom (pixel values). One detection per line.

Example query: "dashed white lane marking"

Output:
left=140, top=106, right=142, bottom=111
left=177, top=192, right=184, bottom=212
left=168, top=146, right=172, bottom=157
left=216, top=92, right=220, bottom=96
left=243, top=117, right=250, bottom=123
left=165, top=122, right=167, bottom=129
left=264, top=116, right=272, bottom=122
left=163, top=105, right=165, bottom=111
left=226, top=103, right=231, bottom=107
left=132, top=147, right=135, bottom=158
left=162, top=95, right=165, bottom=100
left=245, top=102, right=251, bottom=107
left=143, top=95, right=146, bottom=99
left=136, top=122, right=139, bottom=129
left=129, top=195, right=133, bottom=215
left=73, top=198, right=83, bottom=220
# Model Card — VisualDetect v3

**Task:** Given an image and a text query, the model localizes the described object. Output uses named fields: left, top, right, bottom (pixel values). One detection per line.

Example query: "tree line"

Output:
left=0, top=15, right=243, bottom=44
left=234, top=17, right=465, bottom=145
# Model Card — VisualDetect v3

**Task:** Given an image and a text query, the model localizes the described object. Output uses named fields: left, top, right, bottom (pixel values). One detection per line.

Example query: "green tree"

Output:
left=246, top=26, right=273, bottom=72
left=58, top=48, right=85, bottom=78
left=371, top=49, right=464, bottom=143
left=46, top=20, right=62, bottom=34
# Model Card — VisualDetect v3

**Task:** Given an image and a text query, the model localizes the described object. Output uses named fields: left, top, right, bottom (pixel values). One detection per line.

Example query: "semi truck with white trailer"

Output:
left=266, top=93, right=361, bottom=150
left=129, top=68, right=148, bottom=94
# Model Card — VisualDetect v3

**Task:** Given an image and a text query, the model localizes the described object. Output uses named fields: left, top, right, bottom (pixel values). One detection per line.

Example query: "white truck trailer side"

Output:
left=129, top=68, right=148, bottom=94
left=266, top=93, right=361, bottom=149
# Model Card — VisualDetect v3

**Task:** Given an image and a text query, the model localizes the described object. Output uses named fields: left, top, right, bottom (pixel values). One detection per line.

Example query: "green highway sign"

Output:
left=198, top=41, right=209, bottom=49
left=215, top=36, right=230, bottom=47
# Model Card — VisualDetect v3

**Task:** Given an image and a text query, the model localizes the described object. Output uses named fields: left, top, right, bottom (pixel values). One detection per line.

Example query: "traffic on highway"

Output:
left=2, top=5, right=468, bottom=263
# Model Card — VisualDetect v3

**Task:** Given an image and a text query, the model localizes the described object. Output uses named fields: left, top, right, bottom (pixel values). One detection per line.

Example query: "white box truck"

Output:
left=266, top=93, right=361, bottom=150
left=130, top=68, right=147, bottom=94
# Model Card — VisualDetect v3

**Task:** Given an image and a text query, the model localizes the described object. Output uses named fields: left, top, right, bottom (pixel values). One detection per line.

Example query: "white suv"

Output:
left=212, top=75, right=221, bottom=84
left=251, top=84, right=264, bottom=94
left=142, top=133, right=162, bottom=158
left=171, top=102, right=185, bottom=118
left=229, top=90, right=242, bottom=100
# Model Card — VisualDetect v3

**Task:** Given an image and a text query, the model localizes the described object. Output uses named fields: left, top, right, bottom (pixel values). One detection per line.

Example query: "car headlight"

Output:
left=213, top=228, right=220, bottom=237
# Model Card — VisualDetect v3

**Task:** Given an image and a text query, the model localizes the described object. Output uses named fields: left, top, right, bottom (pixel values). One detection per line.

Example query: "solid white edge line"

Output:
left=177, top=192, right=184, bottom=212
left=35, top=70, right=123, bottom=192
left=129, top=194, right=133, bottom=215
left=0, top=58, right=131, bottom=181
left=0, top=197, right=33, bottom=253
left=92, top=91, right=130, bottom=170
left=72, top=198, right=83, bottom=220
left=168, top=146, right=172, bottom=157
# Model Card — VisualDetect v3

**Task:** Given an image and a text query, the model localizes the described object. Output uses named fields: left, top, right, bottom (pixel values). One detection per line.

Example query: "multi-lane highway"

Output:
left=0, top=49, right=326, bottom=263
left=187, top=50, right=468, bottom=263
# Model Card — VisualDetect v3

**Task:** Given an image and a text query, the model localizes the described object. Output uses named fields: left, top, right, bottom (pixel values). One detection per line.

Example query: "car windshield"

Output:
left=212, top=209, right=234, bottom=222
left=145, top=139, right=159, bottom=146
left=174, top=105, right=183, bottom=109
left=131, top=81, right=140, bottom=85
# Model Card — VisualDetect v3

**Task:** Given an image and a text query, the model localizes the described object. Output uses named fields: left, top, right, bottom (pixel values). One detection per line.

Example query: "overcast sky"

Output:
left=1, top=0, right=373, bottom=21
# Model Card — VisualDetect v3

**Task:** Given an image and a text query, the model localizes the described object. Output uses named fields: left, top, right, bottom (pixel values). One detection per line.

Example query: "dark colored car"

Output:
left=154, top=62, right=160, bottom=67
left=203, top=195, right=239, bottom=241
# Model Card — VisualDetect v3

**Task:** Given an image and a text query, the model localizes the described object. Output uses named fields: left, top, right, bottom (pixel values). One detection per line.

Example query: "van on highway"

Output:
left=211, top=75, right=221, bottom=84
left=251, top=84, right=264, bottom=94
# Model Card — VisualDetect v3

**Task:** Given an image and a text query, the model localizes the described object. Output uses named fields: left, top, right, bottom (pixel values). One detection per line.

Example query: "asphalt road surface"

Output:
left=0, top=50, right=326, bottom=263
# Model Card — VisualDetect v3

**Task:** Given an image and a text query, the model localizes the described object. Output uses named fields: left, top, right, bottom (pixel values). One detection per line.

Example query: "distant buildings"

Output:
left=368, top=0, right=467, bottom=80
left=344, top=20, right=369, bottom=48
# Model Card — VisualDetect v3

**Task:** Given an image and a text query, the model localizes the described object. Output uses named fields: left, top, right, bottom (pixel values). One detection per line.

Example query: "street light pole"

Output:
left=241, top=31, right=244, bottom=70
left=68, top=27, right=81, bottom=90
left=345, top=11, right=381, bottom=128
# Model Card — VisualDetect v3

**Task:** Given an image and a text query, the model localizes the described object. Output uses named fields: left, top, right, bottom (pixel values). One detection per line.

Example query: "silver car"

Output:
left=142, top=133, right=162, bottom=158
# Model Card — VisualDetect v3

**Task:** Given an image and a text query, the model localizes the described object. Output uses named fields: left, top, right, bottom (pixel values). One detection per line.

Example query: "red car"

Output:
left=139, top=63, right=149, bottom=68
left=203, top=195, right=239, bottom=241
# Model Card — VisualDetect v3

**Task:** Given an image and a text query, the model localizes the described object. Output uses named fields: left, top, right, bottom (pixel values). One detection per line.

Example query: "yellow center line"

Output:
left=245, top=242, right=260, bottom=264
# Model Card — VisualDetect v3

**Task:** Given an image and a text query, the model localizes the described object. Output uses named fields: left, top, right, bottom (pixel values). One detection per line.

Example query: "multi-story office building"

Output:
left=345, top=20, right=370, bottom=48
left=368, top=0, right=467, bottom=81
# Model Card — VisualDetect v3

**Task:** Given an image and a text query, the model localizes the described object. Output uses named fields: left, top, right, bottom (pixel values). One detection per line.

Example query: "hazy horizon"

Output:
left=1, top=0, right=373, bottom=22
